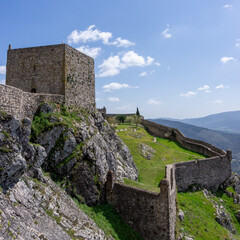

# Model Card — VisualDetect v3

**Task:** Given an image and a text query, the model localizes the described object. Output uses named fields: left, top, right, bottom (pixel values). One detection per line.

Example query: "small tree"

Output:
left=107, top=117, right=117, bottom=126
left=116, top=115, right=126, bottom=123
left=125, top=116, right=133, bottom=125
left=136, top=107, right=140, bottom=116
left=132, top=114, right=141, bottom=127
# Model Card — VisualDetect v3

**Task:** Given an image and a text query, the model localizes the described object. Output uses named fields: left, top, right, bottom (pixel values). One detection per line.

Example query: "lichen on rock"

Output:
left=31, top=103, right=138, bottom=205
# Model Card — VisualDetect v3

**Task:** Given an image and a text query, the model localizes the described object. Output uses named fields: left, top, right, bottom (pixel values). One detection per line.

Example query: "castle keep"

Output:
left=1, top=44, right=95, bottom=119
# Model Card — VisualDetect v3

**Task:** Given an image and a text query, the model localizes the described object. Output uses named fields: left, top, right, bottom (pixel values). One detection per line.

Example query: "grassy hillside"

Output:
left=116, top=124, right=205, bottom=192
left=149, top=118, right=240, bottom=170
left=116, top=123, right=240, bottom=240
left=178, top=188, right=240, bottom=240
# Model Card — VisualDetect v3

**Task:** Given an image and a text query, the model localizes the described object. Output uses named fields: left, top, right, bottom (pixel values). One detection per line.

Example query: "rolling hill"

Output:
left=180, top=110, right=240, bottom=134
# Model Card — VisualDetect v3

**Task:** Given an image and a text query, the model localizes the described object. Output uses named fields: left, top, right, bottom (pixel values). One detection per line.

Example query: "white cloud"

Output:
left=121, top=51, right=146, bottom=67
left=198, top=85, right=210, bottom=91
left=180, top=91, right=197, bottom=97
left=147, top=98, right=161, bottom=105
left=76, top=46, right=101, bottom=58
left=96, top=98, right=101, bottom=102
left=103, top=82, right=130, bottom=92
left=108, top=97, right=120, bottom=102
left=68, top=25, right=112, bottom=44
left=216, top=84, right=229, bottom=89
left=213, top=99, right=223, bottom=104
left=97, top=51, right=155, bottom=77
left=220, top=57, right=235, bottom=64
left=162, top=25, right=172, bottom=39
left=0, top=79, right=5, bottom=84
left=97, top=55, right=121, bottom=77
left=0, top=66, right=6, bottom=75
left=112, top=37, right=135, bottom=47
left=140, top=71, right=147, bottom=77
left=155, top=62, right=161, bottom=66
left=223, top=4, right=232, bottom=8
left=68, top=25, right=135, bottom=47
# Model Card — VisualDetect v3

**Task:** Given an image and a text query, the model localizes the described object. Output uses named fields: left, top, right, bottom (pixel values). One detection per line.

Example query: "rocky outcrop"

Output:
left=0, top=105, right=139, bottom=239
left=0, top=175, right=109, bottom=240
left=138, top=143, right=156, bottom=160
left=34, top=104, right=138, bottom=205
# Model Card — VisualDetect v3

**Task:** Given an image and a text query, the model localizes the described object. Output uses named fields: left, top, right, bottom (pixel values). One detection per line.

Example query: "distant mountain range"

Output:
left=179, top=110, right=240, bottom=134
left=148, top=115, right=240, bottom=174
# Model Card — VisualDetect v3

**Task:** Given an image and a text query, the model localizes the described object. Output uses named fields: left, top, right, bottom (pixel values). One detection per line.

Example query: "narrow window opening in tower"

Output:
left=34, top=65, right=36, bottom=71
left=31, top=88, right=36, bottom=93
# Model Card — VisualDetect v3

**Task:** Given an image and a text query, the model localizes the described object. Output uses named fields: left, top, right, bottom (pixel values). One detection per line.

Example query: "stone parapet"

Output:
left=142, top=119, right=225, bottom=157
left=0, top=84, right=65, bottom=119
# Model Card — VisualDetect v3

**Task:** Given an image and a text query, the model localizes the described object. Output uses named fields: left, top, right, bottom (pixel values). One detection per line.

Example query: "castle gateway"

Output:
left=0, top=44, right=95, bottom=119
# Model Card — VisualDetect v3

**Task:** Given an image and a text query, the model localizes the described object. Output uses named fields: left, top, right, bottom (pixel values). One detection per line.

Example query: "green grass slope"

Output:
left=116, top=124, right=205, bottom=191
left=178, top=188, right=240, bottom=240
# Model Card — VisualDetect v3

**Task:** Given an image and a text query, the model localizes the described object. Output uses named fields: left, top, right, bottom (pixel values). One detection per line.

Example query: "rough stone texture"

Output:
left=175, top=154, right=232, bottom=192
left=142, top=119, right=232, bottom=192
left=0, top=84, right=65, bottom=120
left=6, top=45, right=66, bottom=94
left=1, top=44, right=95, bottom=120
left=34, top=104, right=138, bottom=206
left=138, top=143, right=156, bottom=160
left=203, top=189, right=234, bottom=233
left=0, top=113, right=30, bottom=190
left=0, top=111, right=112, bottom=239
left=65, top=44, right=95, bottom=110
left=178, top=210, right=184, bottom=221
left=106, top=165, right=176, bottom=240
left=0, top=175, right=109, bottom=240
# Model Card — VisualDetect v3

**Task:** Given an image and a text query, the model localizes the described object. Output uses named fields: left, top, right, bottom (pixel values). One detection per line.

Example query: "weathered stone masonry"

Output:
left=1, top=44, right=95, bottom=119
left=106, top=165, right=176, bottom=240
left=0, top=84, right=64, bottom=119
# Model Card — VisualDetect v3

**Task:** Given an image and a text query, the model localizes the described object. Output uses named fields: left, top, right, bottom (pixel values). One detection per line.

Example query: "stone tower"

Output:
left=6, top=44, right=95, bottom=109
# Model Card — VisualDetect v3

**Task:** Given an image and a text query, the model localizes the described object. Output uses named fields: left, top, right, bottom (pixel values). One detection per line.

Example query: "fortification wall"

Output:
left=22, top=92, right=65, bottom=119
left=106, top=166, right=176, bottom=240
left=175, top=152, right=232, bottom=191
left=65, top=45, right=95, bottom=110
left=142, top=119, right=225, bottom=157
left=0, top=84, right=65, bottom=119
left=0, top=84, right=23, bottom=119
left=141, top=119, right=232, bottom=192
left=6, top=44, right=65, bottom=95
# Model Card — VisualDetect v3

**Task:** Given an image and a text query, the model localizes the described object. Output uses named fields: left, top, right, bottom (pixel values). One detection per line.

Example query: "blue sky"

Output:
left=0, top=0, right=239, bottom=118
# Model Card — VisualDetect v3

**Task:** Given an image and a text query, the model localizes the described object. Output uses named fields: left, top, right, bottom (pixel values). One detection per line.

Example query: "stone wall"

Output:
left=0, top=84, right=23, bottom=119
left=106, top=165, right=176, bottom=240
left=0, top=84, right=65, bottom=119
left=142, top=119, right=225, bottom=157
left=6, top=44, right=65, bottom=95
left=175, top=152, right=232, bottom=192
left=141, top=119, right=232, bottom=192
left=22, top=92, right=65, bottom=119
left=65, top=44, right=95, bottom=110
left=5, top=44, right=95, bottom=111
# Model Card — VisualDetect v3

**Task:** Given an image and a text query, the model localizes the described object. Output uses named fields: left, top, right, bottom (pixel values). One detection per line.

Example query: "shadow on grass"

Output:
left=91, top=204, right=143, bottom=240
